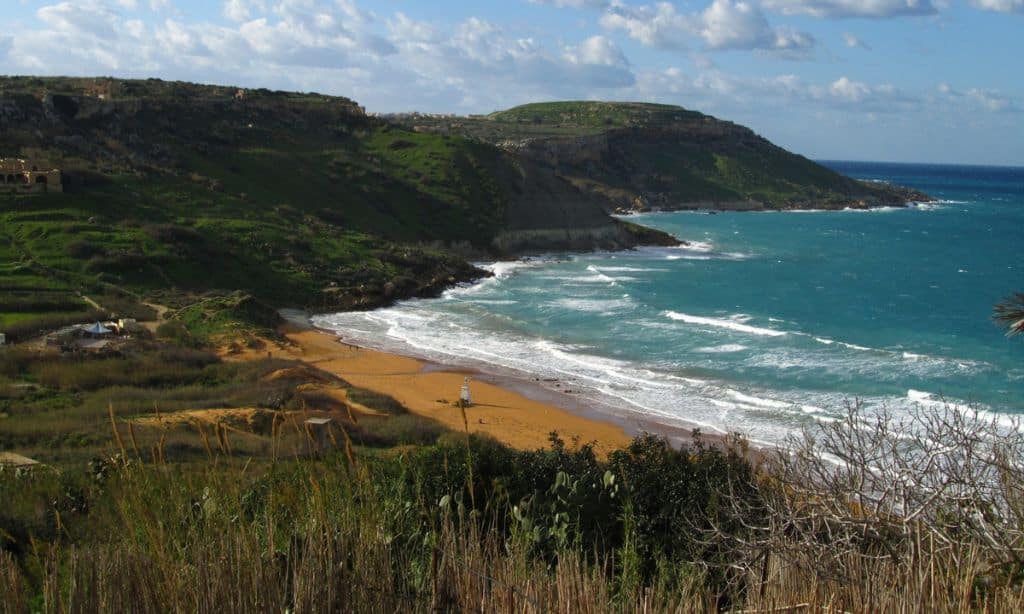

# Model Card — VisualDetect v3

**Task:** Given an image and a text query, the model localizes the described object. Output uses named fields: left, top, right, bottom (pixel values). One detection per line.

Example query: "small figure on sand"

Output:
left=459, top=377, right=473, bottom=408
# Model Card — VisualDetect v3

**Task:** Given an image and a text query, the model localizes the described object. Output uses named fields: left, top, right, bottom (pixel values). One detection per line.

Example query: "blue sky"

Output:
left=3, top=0, right=1022, bottom=165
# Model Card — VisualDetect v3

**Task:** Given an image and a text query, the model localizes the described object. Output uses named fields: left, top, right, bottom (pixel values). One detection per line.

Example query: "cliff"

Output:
left=394, top=101, right=931, bottom=212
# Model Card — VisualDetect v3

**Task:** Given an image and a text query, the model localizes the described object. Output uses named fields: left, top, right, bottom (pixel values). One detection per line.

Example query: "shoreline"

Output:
left=268, top=311, right=728, bottom=457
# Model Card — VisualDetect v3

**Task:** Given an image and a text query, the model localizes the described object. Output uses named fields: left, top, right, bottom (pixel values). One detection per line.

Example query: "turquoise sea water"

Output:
left=315, top=162, right=1024, bottom=445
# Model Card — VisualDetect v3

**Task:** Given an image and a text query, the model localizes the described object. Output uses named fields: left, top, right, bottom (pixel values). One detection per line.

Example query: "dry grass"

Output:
left=2, top=449, right=1023, bottom=613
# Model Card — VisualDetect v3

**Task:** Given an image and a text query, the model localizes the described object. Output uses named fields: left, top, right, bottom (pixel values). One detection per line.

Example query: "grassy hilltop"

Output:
left=395, top=100, right=929, bottom=211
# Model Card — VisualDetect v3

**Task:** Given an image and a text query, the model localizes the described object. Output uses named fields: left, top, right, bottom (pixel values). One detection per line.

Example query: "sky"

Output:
left=3, top=0, right=1022, bottom=165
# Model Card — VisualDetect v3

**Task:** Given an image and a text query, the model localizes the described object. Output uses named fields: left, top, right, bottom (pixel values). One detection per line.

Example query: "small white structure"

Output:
left=305, top=417, right=334, bottom=452
left=459, top=377, right=472, bottom=407
left=84, top=322, right=112, bottom=338
left=0, top=333, right=6, bottom=346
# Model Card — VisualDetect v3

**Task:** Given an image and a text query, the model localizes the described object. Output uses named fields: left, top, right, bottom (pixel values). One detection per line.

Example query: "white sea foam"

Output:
left=680, top=240, right=714, bottom=252
left=695, top=344, right=748, bottom=353
left=842, top=206, right=903, bottom=213
left=595, top=266, right=668, bottom=272
left=727, top=390, right=792, bottom=409
left=811, top=335, right=873, bottom=351
left=665, top=311, right=787, bottom=337
left=551, top=298, right=634, bottom=314
left=480, top=259, right=543, bottom=279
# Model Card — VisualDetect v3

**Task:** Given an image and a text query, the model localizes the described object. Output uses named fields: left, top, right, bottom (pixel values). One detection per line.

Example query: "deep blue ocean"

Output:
left=315, top=162, right=1024, bottom=445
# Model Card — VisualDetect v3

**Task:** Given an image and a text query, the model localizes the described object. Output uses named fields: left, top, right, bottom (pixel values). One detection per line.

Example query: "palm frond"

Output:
left=994, top=292, right=1024, bottom=336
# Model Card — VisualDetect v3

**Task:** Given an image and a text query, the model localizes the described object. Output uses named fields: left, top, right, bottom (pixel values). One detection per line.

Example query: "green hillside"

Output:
left=488, top=100, right=705, bottom=130
left=0, top=78, right=669, bottom=341
left=398, top=101, right=929, bottom=211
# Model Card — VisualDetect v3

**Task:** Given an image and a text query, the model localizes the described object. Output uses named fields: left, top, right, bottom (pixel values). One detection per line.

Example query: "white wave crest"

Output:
left=665, top=311, right=787, bottom=337
left=695, top=344, right=748, bottom=353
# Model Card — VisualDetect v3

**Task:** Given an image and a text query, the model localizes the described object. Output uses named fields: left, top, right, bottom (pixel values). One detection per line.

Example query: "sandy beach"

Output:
left=235, top=325, right=635, bottom=457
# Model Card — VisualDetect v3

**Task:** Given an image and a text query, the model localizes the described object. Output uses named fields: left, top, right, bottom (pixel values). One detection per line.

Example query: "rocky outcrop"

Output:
left=411, top=101, right=933, bottom=212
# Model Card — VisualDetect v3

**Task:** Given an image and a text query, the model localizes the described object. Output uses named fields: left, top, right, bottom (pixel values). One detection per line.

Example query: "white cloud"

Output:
left=600, top=2, right=691, bottom=49
left=842, top=32, right=869, bottom=49
left=383, top=14, right=635, bottom=109
left=827, top=76, right=870, bottom=101
left=117, top=0, right=138, bottom=9
left=970, top=0, right=1024, bottom=12
left=600, top=0, right=814, bottom=54
left=761, top=0, right=937, bottom=18
left=37, top=1, right=119, bottom=39
left=387, top=12, right=440, bottom=43
left=223, top=0, right=252, bottom=22
left=936, top=83, right=1020, bottom=113
left=564, top=35, right=629, bottom=67
left=699, top=0, right=815, bottom=51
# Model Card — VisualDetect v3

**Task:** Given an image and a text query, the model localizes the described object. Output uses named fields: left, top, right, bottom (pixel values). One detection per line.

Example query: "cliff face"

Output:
left=396, top=101, right=931, bottom=212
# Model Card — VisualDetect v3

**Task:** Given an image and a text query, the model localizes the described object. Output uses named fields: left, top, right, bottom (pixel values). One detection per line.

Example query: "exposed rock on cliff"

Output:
left=393, top=101, right=932, bottom=212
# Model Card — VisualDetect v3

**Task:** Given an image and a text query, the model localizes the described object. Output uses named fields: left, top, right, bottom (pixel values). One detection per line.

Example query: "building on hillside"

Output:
left=0, top=333, right=6, bottom=346
left=0, top=159, right=63, bottom=193
left=0, top=452, right=41, bottom=469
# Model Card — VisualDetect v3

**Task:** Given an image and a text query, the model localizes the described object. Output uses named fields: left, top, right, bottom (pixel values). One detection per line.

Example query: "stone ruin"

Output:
left=0, top=158, right=62, bottom=193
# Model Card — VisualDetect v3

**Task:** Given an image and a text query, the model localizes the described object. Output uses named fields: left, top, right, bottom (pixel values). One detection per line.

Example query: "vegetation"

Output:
left=394, top=101, right=930, bottom=211
left=3, top=401, right=1023, bottom=612
left=995, top=293, right=1024, bottom=336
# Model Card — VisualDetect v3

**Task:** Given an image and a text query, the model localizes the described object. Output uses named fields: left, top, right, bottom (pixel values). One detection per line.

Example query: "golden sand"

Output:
left=229, top=329, right=633, bottom=457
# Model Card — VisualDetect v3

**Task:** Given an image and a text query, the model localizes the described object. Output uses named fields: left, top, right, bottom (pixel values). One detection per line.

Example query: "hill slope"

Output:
left=394, top=101, right=929, bottom=211
left=1, top=81, right=926, bottom=341
left=0, top=78, right=671, bottom=332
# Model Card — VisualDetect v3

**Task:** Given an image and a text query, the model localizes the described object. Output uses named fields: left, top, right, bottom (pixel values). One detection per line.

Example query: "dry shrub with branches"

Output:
left=716, top=400, right=1024, bottom=605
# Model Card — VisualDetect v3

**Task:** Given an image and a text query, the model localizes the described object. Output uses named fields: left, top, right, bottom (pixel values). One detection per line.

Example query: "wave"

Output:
left=727, top=389, right=792, bottom=409
left=842, top=206, right=903, bottom=213
left=593, top=266, right=668, bottom=272
left=550, top=297, right=634, bottom=314
left=665, top=311, right=787, bottom=337
left=695, top=344, right=748, bottom=353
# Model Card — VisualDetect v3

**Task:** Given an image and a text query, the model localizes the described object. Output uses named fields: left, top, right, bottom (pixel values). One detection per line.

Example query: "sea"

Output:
left=313, top=162, right=1024, bottom=446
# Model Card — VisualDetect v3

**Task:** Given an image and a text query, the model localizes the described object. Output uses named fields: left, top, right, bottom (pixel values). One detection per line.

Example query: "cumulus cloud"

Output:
left=223, top=0, right=252, bottom=22
left=969, top=0, right=1024, bottom=12
left=699, top=0, right=815, bottom=52
left=38, top=1, right=120, bottom=39
left=600, top=2, right=691, bottom=49
left=761, top=0, right=937, bottom=18
left=385, top=14, right=636, bottom=107
left=937, top=83, right=1020, bottom=112
left=564, top=35, right=629, bottom=67
left=600, top=0, right=814, bottom=54
left=804, top=76, right=920, bottom=112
